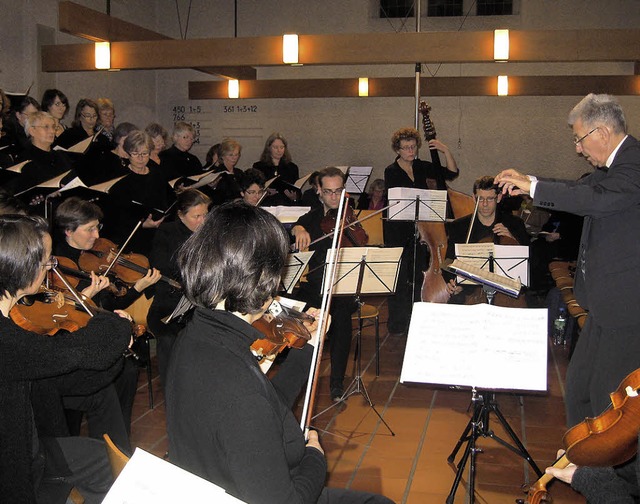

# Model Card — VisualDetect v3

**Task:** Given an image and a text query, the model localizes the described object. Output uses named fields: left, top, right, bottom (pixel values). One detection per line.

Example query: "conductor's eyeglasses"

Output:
left=573, top=127, right=598, bottom=145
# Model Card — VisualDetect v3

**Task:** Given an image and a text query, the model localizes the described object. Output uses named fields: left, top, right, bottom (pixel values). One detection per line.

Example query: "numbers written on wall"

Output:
left=223, top=105, right=258, bottom=114
left=171, top=105, right=211, bottom=145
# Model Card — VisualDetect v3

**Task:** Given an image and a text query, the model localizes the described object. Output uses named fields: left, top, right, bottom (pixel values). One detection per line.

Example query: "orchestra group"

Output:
left=0, top=88, right=638, bottom=503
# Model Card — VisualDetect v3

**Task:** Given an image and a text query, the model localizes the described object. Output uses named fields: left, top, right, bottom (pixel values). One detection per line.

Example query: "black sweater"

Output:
left=0, top=311, right=130, bottom=503
left=166, top=308, right=326, bottom=504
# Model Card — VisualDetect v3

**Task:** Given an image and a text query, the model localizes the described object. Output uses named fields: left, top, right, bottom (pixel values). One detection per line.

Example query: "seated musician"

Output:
left=165, top=201, right=393, bottom=504
left=290, top=167, right=362, bottom=401
left=445, top=176, right=530, bottom=302
left=48, top=196, right=161, bottom=445
left=0, top=214, right=131, bottom=502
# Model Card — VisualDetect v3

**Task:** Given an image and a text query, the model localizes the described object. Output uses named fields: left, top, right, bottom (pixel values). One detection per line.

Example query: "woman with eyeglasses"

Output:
left=1, top=95, right=40, bottom=160
left=106, top=130, right=175, bottom=255
left=239, top=168, right=267, bottom=206
left=56, top=98, right=111, bottom=153
left=41, top=89, right=70, bottom=141
left=383, top=127, right=460, bottom=335
left=4, top=111, right=74, bottom=197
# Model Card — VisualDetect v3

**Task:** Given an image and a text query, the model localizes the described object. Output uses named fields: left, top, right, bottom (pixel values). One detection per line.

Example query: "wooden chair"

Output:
left=103, top=434, right=130, bottom=479
left=351, top=303, right=381, bottom=376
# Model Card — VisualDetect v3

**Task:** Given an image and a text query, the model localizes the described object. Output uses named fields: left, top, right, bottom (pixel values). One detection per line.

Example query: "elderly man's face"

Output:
left=572, top=118, right=608, bottom=167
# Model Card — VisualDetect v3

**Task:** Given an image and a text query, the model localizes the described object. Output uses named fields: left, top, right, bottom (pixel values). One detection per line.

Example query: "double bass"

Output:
left=416, top=101, right=475, bottom=303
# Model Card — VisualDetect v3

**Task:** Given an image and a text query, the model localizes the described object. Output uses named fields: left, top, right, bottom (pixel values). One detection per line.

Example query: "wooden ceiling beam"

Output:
left=188, top=75, right=640, bottom=99
left=42, top=28, right=640, bottom=72
left=56, top=1, right=256, bottom=80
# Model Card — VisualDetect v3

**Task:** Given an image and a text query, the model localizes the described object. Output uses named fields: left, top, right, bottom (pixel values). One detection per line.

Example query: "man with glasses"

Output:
left=496, top=93, right=640, bottom=426
left=291, top=167, right=363, bottom=401
left=444, top=175, right=529, bottom=301
left=496, top=92, right=640, bottom=504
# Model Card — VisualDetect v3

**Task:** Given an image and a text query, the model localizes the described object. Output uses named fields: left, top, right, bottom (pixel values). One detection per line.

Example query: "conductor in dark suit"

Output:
left=495, top=93, right=640, bottom=428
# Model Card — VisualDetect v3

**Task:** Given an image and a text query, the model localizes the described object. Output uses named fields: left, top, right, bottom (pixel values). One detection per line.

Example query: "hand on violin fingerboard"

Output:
left=303, top=308, right=322, bottom=347
left=81, top=272, right=110, bottom=299
left=492, top=223, right=516, bottom=241
left=133, top=268, right=162, bottom=292
left=545, top=450, right=577, bottom=484
left=291, top=225, right=311, bottom=251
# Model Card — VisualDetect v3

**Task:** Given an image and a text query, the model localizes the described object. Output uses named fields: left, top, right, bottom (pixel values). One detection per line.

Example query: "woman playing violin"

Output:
left=166, top=201, right=392, bottom=504
left=147, top=188, right=210, bottom=391
left=53, top=196, right=161, bottom=440
left=384, top=127, right=460, bottom=334
left=0, top=214, right=132, bottom=503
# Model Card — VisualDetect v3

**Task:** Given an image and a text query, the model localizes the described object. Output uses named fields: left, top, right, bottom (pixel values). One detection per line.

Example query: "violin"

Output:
left=250, top=300, right=312, bottom=362
left=320, top=206, right=368, bottom=247
left=10, top=286, right=94, bottom=336
left=78, top=237, right=181, bottom=290
left=519, top=368, right=640, bottom=503
left=49, top=256, right=127, bottom=297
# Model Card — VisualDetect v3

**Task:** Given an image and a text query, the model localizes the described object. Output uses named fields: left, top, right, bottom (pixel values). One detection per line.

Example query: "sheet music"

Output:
left=455, top=243, right=529, bottom=286
left=387, top=187, right=447, bottom=222
left=294, top=173, right=312, bottom=189
left=448, top=259, right=521, bottom=296
left=400, top=302, right=547, bottom=391
left=53, top=135, right=93, bottom=154
left=102, top=448, right=246, bottom=503
left=262, top=205, right=310, bottom=223
left=6, top=160, right=30, bottom=173
left=322, top=247, right=402, bottom=295
left=281, top=251, right=314, bottom=294
left=345, top=166, right=372, bottom=194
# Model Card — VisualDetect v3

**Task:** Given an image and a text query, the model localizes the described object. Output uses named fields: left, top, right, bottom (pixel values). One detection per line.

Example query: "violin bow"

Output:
left=299, top=189, right=349, bottom=436
left=49, top=261, right=95, bottom=317
left=103, top=220, right=143, bottom=277
left=465, top=196, right=481, bottom=244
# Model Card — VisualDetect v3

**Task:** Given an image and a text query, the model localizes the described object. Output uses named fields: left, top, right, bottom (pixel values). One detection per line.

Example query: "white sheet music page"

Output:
left=387, top=187, right=447, bottom=222
left=103, top=448, right=246, bottom=503
left=400, top=302, right=547, bottom=391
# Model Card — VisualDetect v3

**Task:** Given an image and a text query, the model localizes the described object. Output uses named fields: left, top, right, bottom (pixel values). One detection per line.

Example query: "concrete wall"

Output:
left=1, top=0, right=639, bottom=192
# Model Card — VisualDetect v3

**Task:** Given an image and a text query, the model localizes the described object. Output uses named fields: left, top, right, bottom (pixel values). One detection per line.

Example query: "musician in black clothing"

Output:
left=252, top=132, right=301, bottom=204
left=291, top=167, right=361, bottom=401
left=383, top=127, right=459, bottom=334
left=158, top=121, right=202, bottom=181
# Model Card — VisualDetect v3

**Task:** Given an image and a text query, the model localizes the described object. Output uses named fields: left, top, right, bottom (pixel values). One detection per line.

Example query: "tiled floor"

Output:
left=128, top=297, right=585, bottom=504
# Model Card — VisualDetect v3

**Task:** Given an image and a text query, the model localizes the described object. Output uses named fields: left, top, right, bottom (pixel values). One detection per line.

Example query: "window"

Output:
left=477, top=0, right=513, bottom=15
left=380, top=0, right=414, bottom=18
left=427, top=0, right=463, bottom=17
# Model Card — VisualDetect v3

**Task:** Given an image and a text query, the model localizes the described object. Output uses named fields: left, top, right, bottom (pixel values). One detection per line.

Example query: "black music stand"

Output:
left=442, top=264, right=540, bottom=504
left=312, top=247, right=402, bottom=436
left=387, top=188, right=448, bottom=304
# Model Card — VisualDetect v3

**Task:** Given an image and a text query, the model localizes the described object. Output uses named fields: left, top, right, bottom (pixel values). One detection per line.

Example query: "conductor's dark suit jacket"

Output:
left=533, top=135, right=640, bottom=328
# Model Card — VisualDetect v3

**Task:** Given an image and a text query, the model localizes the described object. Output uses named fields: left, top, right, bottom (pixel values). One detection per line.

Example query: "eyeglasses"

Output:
left=244, top=189, right=266, bottom=196
left=129, top=151, right=150, bottom=158
left=477, top=197, right=497, bottom=204
left=81, top=113, right=98, bottom=120
left=321, top=188, right=344, bottom=196
left=399, top=144, right=417, bottom=152
left=32, top=124, right=56, bottom=130
left=573, top=127, right=598, bottom=145
left=100, top=111, right=115, bottom=118
left=52, top=101, right=66, bottom=107
left=81, top=223, right=103, bottom=233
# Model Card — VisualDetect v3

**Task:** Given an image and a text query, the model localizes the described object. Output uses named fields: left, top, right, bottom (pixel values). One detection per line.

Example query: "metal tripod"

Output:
left=446, top=388, right=542, bottom=504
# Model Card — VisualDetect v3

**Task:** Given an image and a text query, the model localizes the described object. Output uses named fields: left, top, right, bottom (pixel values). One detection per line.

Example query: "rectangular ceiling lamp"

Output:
left=494, top=29, right=509, bottom=62
left=282, top=34, right=299, bottom=64
left=94, top=41, right=111, bottom=69
left=497, top=75, right=509, bottom=96
left=358, top=78, right=369, bottom=97
left=228, top=79, right=239, bottom=99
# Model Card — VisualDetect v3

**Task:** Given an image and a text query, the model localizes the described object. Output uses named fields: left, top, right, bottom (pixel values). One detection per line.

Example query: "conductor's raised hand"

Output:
left=495, top=169, right=531, bottom=196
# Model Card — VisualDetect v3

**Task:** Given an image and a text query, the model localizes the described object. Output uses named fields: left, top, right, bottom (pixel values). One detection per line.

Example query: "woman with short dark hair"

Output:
left=41, top=88, right=69, bottom=139
left=166, top=201, right=394, bottom=504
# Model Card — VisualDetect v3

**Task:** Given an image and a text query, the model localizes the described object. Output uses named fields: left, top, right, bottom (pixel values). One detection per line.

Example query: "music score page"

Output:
left=400, top=302, right=547, bottom=391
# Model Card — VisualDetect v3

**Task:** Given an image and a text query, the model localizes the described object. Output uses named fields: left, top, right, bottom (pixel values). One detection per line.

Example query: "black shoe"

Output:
left=330, top=387, right=344, bottom=402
